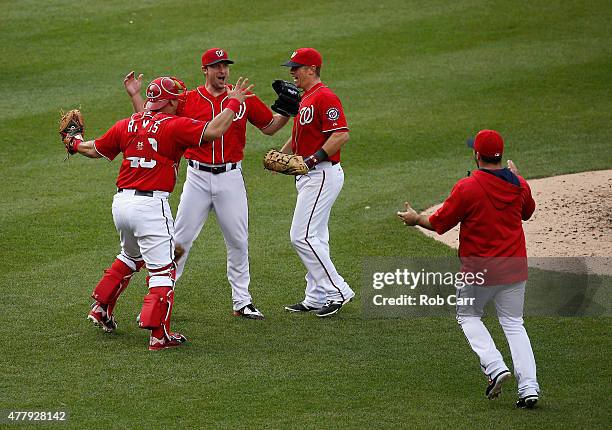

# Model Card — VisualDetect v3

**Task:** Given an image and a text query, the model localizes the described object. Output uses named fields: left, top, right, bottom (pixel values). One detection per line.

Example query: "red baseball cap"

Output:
left=282, top=48, right=322, bottom=68
left=467, top=129, right=504, bottom=158
left=202, top=48, right=234, bottom=67
left=145, top=77, right=186, bottom=110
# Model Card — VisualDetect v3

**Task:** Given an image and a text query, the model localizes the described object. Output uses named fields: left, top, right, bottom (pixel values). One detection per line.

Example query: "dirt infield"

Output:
left=418, top=170, right=612, bottom=274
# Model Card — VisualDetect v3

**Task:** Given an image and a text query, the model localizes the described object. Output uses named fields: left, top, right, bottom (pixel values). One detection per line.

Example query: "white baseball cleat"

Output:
left=234, top=303, right=265, bottom=320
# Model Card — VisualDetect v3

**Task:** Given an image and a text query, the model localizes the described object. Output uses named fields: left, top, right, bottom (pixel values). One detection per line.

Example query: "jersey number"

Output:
left=127, top=138, right=158, bottom=168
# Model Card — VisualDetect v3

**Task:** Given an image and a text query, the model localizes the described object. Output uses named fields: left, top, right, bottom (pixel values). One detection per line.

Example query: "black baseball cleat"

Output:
left=87, top=302, right=117, bottom=333
left=284, top=302, right=322, bottom=313
left=315, top=295, right=354, bottom=318
left=486, top=370, right=511, bottom=399
left=233, top=303, right=265, bottom=320
left=516, top=395, right=539, bottom=409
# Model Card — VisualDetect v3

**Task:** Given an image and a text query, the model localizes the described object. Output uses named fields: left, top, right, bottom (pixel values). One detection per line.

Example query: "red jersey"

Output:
left=292, top=82, right=349, bottom=162
left=429, top=170, right=536, bottom=284
left=94, top=112, right=208, bottom=192
left=178, top=86, right=274, bottom=164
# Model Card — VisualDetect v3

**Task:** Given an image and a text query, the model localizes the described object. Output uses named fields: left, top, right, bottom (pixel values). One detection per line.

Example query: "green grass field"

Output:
left=1, top=0, right=611, bottom=428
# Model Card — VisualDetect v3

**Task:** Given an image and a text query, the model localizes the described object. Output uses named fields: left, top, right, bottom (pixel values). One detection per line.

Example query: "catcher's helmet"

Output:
left=145, top=77, right=186, bottom=110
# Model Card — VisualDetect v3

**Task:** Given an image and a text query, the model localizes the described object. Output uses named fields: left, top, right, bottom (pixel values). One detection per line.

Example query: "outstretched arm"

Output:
left=203, top=77, right=255, bottom=141
left=65, top=134, right=102, bottom=159
left=397, top=202, right=434, bottom=231
left=124, top=71, right=145, bottom=113
left=261, top=114, right=290, bottom=136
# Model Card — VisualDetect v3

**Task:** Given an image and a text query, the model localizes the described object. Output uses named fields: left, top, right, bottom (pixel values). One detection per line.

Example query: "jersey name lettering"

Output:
left=127, top=119, right=160, bottom=134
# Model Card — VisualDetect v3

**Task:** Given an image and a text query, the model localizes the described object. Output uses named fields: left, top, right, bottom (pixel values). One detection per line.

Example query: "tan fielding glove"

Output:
left=263, top=149, right=309, bottom=175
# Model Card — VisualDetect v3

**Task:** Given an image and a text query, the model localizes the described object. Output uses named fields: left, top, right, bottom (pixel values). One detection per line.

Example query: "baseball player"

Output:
left=397, top=130, right=540, bottom=408
left=66, top=76, right=254, bottom=350
left=279, top=48, right=355, bottom=317
left=124, top=48, right=291, bottom=319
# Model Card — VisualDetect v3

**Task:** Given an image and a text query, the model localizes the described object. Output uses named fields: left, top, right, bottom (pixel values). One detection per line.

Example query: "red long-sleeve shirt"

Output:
left=429, top=169, right=536, bottom=284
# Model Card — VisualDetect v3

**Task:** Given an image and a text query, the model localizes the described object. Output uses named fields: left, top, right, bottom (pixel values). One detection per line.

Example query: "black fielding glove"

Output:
left=271, top=80, right=300, bottom=117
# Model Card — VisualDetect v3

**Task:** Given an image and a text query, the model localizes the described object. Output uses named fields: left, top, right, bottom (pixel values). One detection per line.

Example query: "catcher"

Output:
left=59, top=76, right=254, bottom=350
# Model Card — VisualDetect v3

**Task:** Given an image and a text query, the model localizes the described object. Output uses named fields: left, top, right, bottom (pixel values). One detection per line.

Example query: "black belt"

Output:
left=117, top=189, right=153, bottom=197
left=188, top=159, right=238, bottom=174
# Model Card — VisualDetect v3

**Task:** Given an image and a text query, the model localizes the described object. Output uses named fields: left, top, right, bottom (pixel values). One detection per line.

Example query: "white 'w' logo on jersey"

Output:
left=232, top=103, right=246, bottom=121
left=299, top=105, right=314, bottom=125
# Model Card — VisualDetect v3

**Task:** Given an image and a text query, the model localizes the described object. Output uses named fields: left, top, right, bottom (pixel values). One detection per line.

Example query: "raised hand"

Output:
left=507, top=159, right=519, bottom=176
left=227, top=77, right=255, bottom=104
left=124, top=71, right=143, bottom=97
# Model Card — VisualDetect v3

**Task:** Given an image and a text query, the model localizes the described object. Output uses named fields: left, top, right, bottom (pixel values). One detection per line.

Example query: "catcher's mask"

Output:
left=145, top=77, right=186, bottom=110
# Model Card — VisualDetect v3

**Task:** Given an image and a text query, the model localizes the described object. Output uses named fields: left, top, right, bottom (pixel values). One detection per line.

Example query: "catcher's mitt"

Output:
left=59, top=109, right=84, bottom=155
left=263, top=149, right=309, bottom=175
left=271, top=80, right=300, bottom=117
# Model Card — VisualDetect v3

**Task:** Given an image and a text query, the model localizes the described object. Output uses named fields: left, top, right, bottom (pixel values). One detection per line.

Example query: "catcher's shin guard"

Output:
left=92, top=259, right=144, bottom=311
left=107, top=260, right=145, bottom=316
left=139, top=287, right=174, bottom=340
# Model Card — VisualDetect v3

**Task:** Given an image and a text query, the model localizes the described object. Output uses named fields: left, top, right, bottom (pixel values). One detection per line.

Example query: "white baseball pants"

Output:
left=290, top=162, right=354, bottom=306
left=456, top=280, right=540, bottom=397
left=174, top=164, right=251, bottom=311
left=112, top=191, right=175, bottom=288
